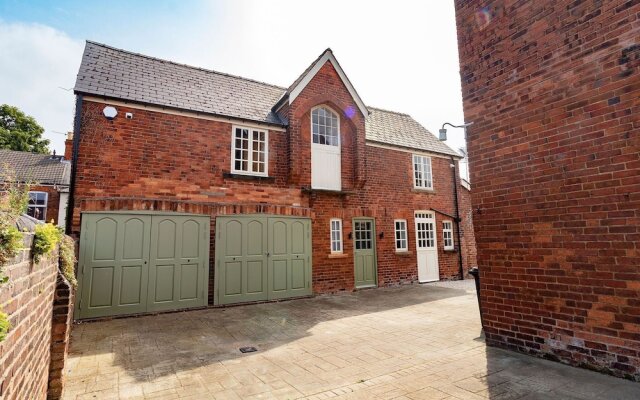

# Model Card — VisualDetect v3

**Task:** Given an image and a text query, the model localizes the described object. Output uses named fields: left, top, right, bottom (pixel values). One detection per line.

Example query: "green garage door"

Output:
left=215, top=215, right=312, bottom=305
left=76, top=212, right=209, bottom=319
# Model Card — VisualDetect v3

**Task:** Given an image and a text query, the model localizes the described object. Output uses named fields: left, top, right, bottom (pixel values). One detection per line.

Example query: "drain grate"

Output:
left=239, top=346, right=258, bottom=353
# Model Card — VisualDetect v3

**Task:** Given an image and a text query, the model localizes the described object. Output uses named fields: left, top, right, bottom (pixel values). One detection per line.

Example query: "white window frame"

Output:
left=394, top=219, right=408, bottom=252
left=330, top=218, right=343, bottom=253
left=311, top=106, right=341, bottom=147
left=231, top=125, right=269, bottom=177
left=27, top=191, right=48, bottom=221
left=443, top=220, right=454, bottom=250
left=413, top=154, right=433, bottom=190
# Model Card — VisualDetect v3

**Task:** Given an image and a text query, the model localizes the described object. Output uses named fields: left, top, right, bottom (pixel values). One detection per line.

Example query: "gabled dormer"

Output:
left=273, top=49, right=369, bottom=191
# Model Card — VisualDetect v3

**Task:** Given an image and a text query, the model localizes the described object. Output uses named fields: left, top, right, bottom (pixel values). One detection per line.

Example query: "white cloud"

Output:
left=0, top=21, right=84, bottom=154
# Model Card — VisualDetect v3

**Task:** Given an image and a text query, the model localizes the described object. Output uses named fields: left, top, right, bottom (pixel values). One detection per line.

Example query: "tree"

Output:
left=0, top=105, right=50, bottom=154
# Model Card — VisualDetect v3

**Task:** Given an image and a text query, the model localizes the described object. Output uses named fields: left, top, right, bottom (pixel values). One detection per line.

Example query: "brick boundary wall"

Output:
left=0, top=234, right=75, bottom=400
left=454, top=0, right=640, bottom=380
left=47, top=275, right=74, bottom=400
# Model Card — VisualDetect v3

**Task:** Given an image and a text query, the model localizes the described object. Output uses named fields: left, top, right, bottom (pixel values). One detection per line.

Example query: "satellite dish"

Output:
left=103, top=106, right=117, bottom=120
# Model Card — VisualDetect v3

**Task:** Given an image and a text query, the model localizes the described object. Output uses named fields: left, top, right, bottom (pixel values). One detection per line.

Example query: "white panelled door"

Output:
left=415, top=211, right=439, bottom=282
left=311, top=106, right=341, bottom=190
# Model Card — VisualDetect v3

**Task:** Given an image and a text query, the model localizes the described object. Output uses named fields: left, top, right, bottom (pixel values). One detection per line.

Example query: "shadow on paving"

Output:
left=68, top=283, right=470, bottom=384
left=478, top=346, right=640, bottom=400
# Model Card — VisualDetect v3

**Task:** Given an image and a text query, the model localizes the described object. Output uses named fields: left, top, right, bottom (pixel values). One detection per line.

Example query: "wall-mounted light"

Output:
left=439, top=121, right=474, bottom=141
left=103, top=106, right=117, bottom=120
left=379, top=232, right=384, bottom=239
left=348, top=232, right=352, bottom=240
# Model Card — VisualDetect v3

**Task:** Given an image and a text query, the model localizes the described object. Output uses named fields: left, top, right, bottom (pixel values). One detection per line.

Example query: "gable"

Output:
left=283, top=49, right=368, bottom=118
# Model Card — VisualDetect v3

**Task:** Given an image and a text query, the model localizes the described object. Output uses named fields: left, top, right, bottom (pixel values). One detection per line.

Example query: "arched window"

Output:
left=311, top=106, right=341, bottom=190
left=312, top=107, right=339, bottom=146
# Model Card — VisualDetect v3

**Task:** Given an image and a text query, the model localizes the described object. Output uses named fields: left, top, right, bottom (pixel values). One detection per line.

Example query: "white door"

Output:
left=415, top=211, right=439, bottom=282
left=311, top=106, right=341, bottom=190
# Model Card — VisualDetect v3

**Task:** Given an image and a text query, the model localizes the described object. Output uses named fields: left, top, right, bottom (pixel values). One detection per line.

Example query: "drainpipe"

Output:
left=451, top=156, right=464, bottom=280
left=65, top=95, right=83, bottom=235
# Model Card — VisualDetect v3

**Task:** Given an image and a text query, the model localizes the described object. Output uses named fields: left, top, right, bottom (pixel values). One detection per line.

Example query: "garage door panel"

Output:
left=224, top=220, right=242, bottom=256
left=271, top=221, right=287, bottom=255
left=180, top=263, right=199, bottom=300
left=93, top=217, right=117, bottom=261
left=89, top=266, right=114, bottom=307
left=272, top=260, right=287, bottom=292
left=120, top=265, right=143, bottom=305
left=156, top=220, right=177, bottom=259
left=247, top=220, right=264, bottom=255
left=246, top=260, right=265, bottom=293
left=123, top=218, right=146, bottom=260
left=224, top=262, right=242, bottom=295
left=153, top=264, right=175, bottom=302
left=181, top=220, right=200, bottom=258
left=291, top=221, right=305, bottom=254
left=291, top=259, right=306, bottom=290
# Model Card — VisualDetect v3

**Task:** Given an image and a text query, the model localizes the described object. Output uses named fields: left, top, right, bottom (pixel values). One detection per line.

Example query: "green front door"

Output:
left=353, top=218, right=377, bottom=288
left=216, top=215, right=312, bottom=305
left=77, top=212, right=209, bottom=319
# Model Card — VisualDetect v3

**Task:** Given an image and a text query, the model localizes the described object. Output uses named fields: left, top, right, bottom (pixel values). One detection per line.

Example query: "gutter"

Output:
left=66, top=95, right=83, bottom=235
left=451, top=156, right=465, bottom=280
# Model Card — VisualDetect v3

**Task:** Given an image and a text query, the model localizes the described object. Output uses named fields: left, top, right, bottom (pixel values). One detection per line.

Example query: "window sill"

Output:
left=395, top=251, right=413, bottom=256
left=444, top=248, right=457, bottom=252
left=328, top=253, right=350, bottom=259
left=301, top=187, right=355, bottom=195
left=223, top=172, right=275, bottom=182
left=412, top=188, right=436, bottom=194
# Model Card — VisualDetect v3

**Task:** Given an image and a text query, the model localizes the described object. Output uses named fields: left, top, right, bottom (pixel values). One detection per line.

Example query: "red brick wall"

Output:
left=0, top=235, right=58, bottom=400
left=459, top=186, right=478, bottom=270
left=455, top=0, right=640, bottom=380
left=73, top=61, right=476, bottom=296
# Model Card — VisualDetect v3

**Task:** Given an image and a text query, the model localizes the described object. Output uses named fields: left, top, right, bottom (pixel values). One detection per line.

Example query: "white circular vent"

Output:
left=103, top=106, right=117, bottom=120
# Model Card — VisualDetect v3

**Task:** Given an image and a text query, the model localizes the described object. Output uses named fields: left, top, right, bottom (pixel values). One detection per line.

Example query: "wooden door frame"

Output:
left=414, top=210, right=439, bottom=282
left=352, top=217, right=378, bottom=289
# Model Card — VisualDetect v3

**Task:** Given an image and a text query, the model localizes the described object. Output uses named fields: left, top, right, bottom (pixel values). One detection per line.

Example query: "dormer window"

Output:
left=311, top=106, right=341, bottom=190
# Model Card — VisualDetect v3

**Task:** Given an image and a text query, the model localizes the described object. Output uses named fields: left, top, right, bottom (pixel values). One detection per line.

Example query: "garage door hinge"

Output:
left=79, top=298, right=82, bottom=310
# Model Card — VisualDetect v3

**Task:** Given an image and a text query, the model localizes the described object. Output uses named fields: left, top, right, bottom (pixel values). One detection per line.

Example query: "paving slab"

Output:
left=63, top=281, right=640, bottom=399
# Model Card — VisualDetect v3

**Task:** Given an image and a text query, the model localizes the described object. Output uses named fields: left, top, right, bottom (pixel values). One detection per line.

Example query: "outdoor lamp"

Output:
left=439, top=122, right=474, bottom=141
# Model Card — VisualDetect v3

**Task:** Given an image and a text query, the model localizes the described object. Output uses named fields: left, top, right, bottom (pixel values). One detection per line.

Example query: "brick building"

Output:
left=0, top=149, right=70, bottom=227
left=70, top=42, right=476, bottom=319
left=454, top=0, right=639, bottom=380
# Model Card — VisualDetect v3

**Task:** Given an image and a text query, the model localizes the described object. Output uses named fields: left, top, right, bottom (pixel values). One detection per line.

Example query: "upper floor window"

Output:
left=27, top=191, right=47, bottom=221
left=394, top=219, right=408, bottom=252
left=330, top=218, right=343, bottom=253
left=443, top=220, right=454, bottom=250
left=312, top=107, right=339, bottom=146
left=231, top=126, right=268, bottom=176
left=413, top=154, right=433, bottom=190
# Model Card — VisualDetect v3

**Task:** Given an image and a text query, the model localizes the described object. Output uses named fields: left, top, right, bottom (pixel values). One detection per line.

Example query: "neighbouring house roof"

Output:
left=0, top=149, right=71, bottom=186
left=74, top=41, right=286, bottom=125
left=75, top=41, right=459, bottom=158
left=365, top=108, right=461, bottom=157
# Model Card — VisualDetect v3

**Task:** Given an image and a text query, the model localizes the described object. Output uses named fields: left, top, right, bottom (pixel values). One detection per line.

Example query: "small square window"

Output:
left=231, top=126, right=268, bottom=176
left=27, top=191, right=47, bottom=221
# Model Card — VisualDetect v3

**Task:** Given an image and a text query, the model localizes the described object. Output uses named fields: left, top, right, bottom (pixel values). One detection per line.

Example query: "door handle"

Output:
left=266, top=252, right=270, bottom=257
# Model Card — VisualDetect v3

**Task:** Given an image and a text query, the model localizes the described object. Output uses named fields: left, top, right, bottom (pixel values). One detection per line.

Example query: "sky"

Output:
left=0, top=0, right=468, bottom=177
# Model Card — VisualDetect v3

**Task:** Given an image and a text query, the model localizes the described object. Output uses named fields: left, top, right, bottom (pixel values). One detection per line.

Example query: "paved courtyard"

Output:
left=63, top=281, right=640, bottom=399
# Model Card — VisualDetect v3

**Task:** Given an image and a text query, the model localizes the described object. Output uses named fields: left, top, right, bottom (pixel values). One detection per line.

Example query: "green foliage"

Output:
left=1, top=169, right=30, bottom=279
left=59, top=235, right=77, bottom=286
left=0, top=104, right=50, bottom=154
left=0, top=310, right=10, bottom=342
left=33, top=223, right=62, bottom=263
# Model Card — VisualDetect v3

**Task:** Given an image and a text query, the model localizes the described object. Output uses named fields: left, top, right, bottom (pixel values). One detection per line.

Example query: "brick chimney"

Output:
left=64, top=132, right=73, bottom=160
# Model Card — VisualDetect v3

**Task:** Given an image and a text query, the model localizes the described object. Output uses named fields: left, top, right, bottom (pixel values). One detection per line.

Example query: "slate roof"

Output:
left=74, top=41, right=286, bottom=125
left=75, top=42, right=460, bottom=157
left=0, top=149, right=71, bottom=186
left=365, top=108, right=460, bottom=157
